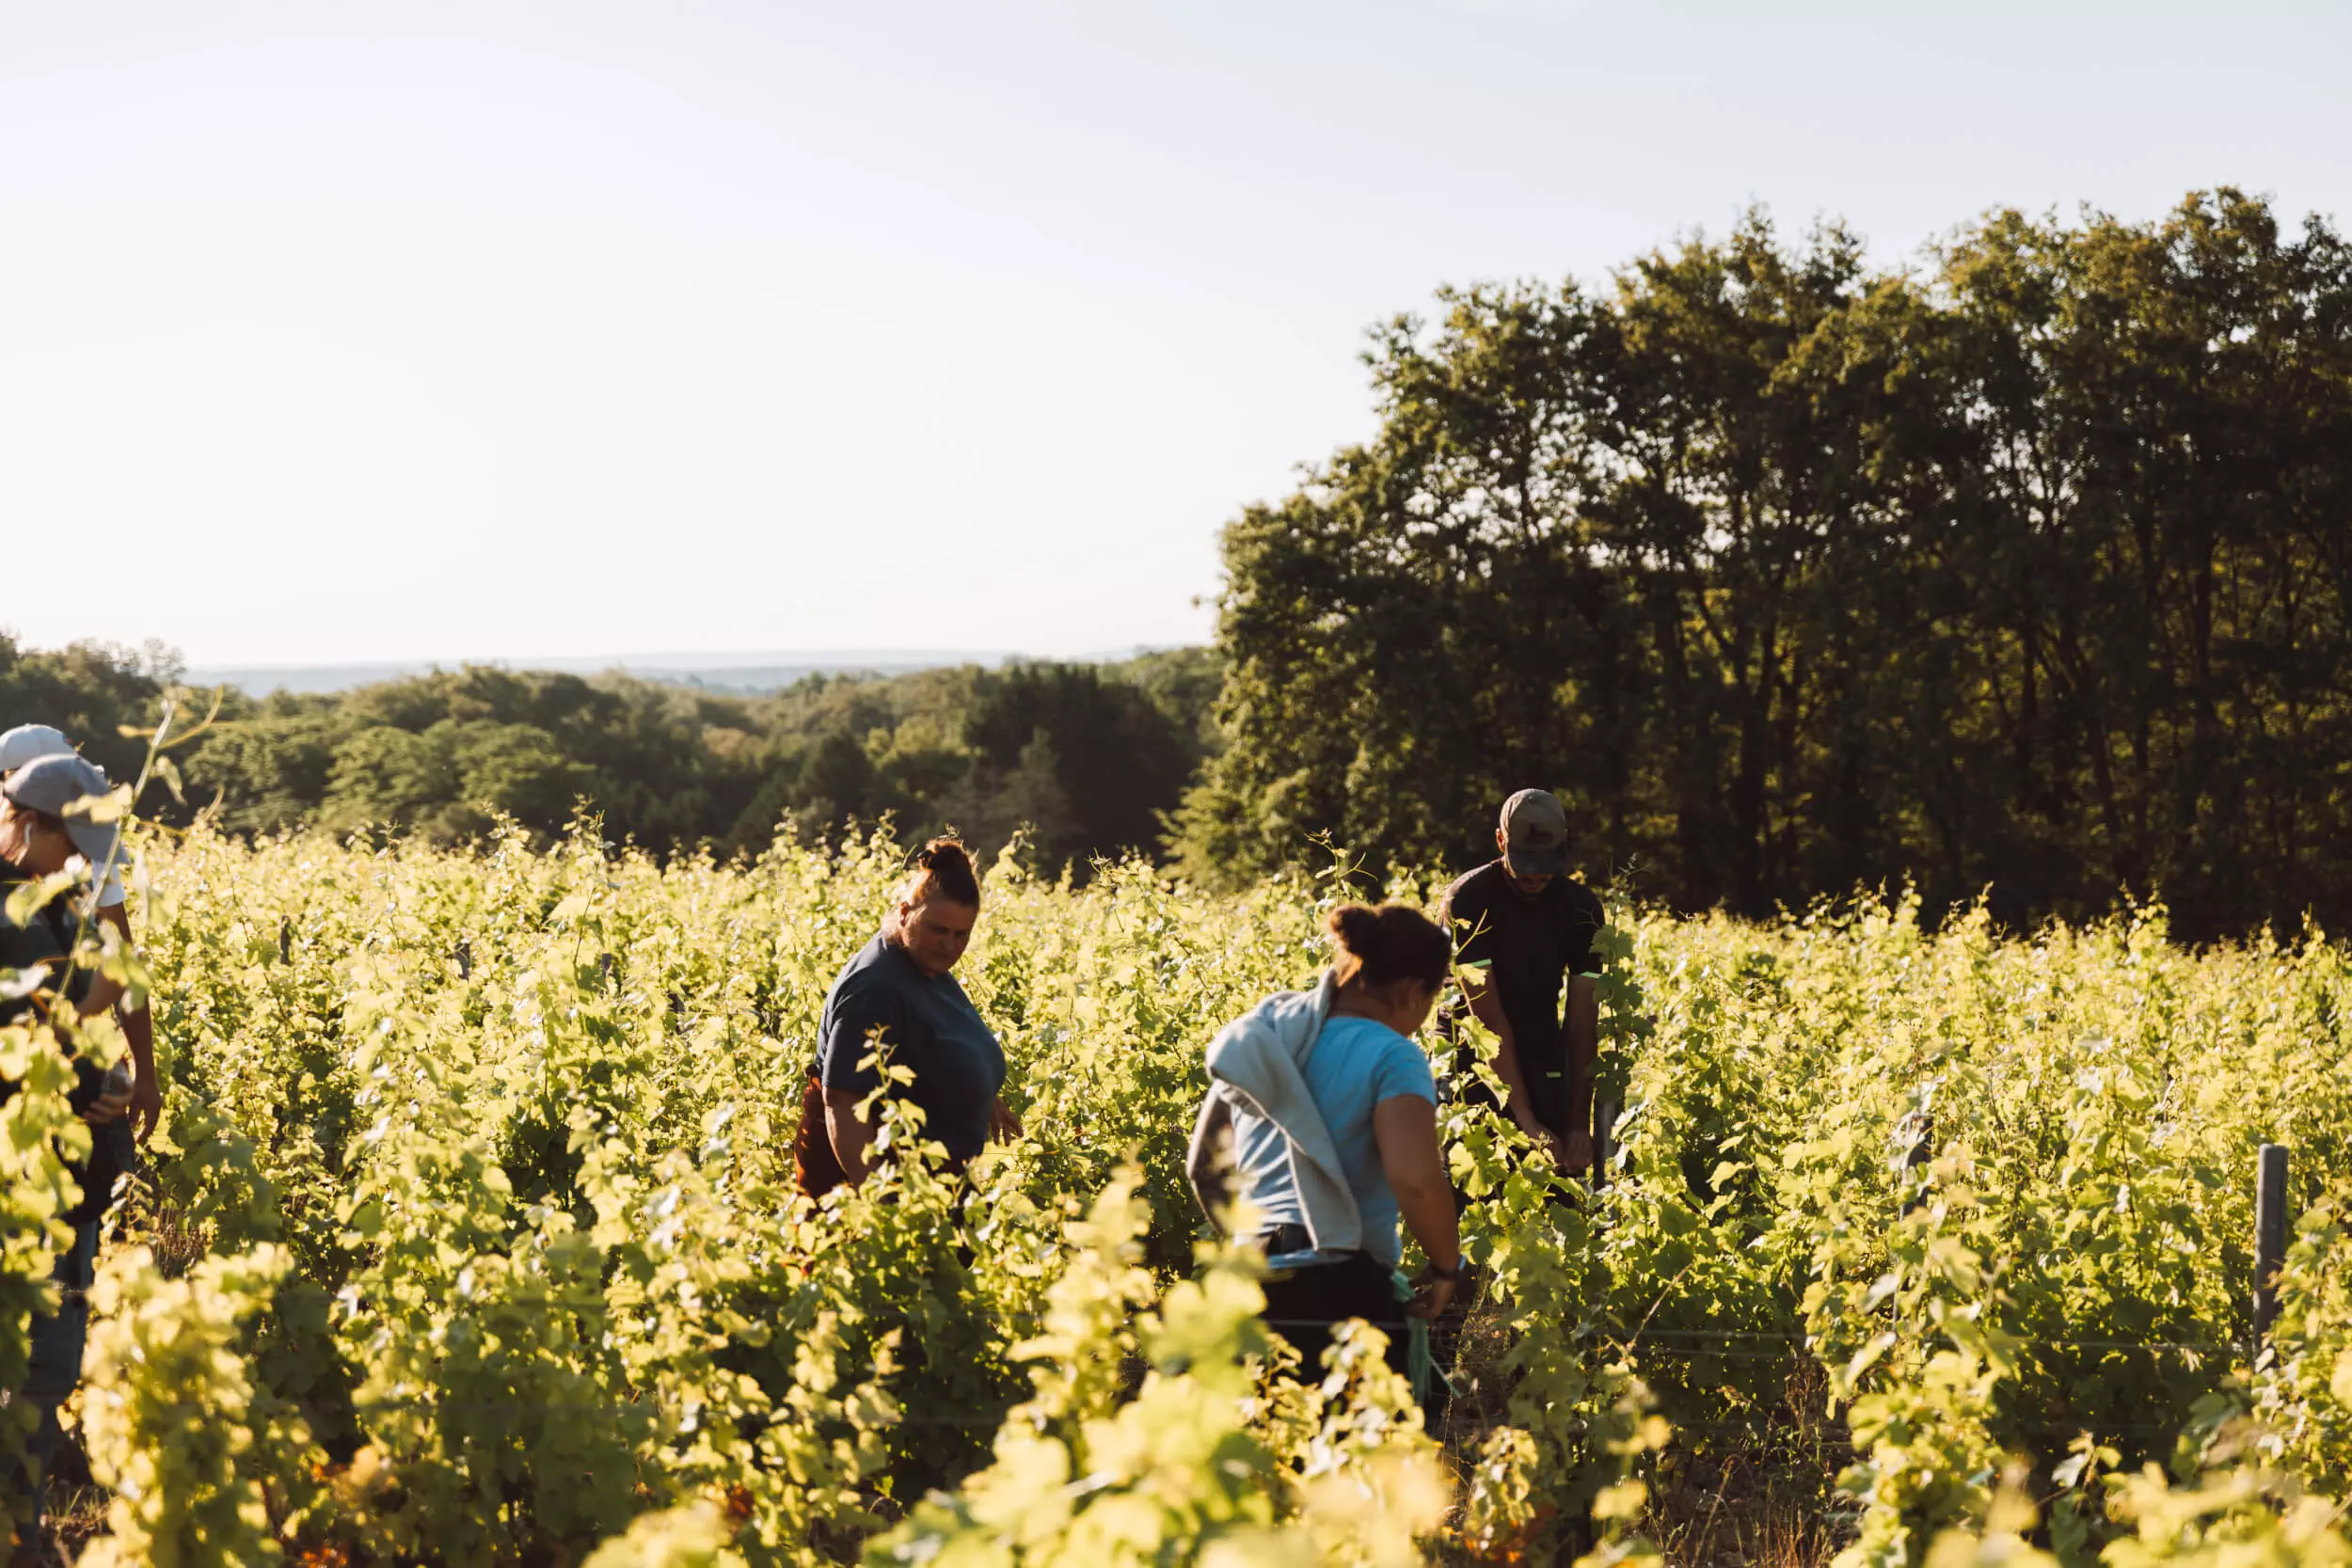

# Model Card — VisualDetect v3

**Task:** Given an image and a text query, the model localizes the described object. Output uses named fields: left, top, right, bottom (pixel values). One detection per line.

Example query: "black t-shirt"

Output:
left=1438, top=859, right=1604, bottom=1073
left=0, top=857, right=125, bottom=1225
left=815, top=934, right=1007, bottom=1163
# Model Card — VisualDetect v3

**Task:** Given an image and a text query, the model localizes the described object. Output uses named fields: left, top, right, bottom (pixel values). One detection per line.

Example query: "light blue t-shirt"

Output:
left=1228, top=1015, right=1438, bottom=1268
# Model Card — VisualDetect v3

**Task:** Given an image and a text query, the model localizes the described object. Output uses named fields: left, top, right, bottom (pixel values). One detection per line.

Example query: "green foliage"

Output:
left=166, top=656, right=1216, bottom=877
left=76, top=1243, right=323, bottom=1567
left=868, top=1169, right=1448, bottom=1567
left=0, top=1019, right=99, bottom=1553
left=0, top=634, right=1220, bottom=878
left=4, top=812, right=2340, bottom=1562
left=2252, top=1187, right=2352, bottom=1495
left=0, top=635, right=180, bottom=786
left=1183, top=188, right=2352, bottom=943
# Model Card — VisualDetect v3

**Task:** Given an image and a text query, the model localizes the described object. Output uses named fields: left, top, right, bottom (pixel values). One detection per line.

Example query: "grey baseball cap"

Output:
left=1499, top=787, right=1570, bottom=879
left=3, top=752, right=119, bottom=869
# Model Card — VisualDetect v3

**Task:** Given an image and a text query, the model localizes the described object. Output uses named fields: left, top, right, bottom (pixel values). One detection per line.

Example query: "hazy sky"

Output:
left=4, top=1, right=2345, bottom=666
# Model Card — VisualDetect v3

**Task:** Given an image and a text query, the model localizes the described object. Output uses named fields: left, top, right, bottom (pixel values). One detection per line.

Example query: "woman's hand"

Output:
left=989, top=1096, right=1025, bottom=1144
left=1374, top=1094, right=1463, bottom=1324
left=1406, top=1270, right=1456, bottom=1322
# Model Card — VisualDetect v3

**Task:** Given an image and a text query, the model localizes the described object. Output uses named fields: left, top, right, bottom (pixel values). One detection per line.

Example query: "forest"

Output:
left=1180, top=189, right=2352, bottom=943
left=0, top=637, right=1218, bottom=876
left=10, top=190, right=2352, bottom=942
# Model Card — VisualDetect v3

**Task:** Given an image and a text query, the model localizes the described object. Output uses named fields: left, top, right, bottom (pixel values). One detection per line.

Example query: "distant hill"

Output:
left=185, top=650, right=1038, bottom=697
left=0, top=636, right=1225, bottom=875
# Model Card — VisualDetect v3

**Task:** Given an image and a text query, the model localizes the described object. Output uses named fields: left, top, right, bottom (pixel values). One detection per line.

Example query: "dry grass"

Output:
left=40, top=1481, right=108, bottom=1566
left=1649, top=1445, right=1849, bottom=1567
left=1428, top=1279, right=1857, bottom=1567
left=1643, top=1354, right=1853, bottom=1567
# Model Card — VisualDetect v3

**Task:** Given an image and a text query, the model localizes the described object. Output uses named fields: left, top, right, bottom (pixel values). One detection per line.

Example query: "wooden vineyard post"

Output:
left=1899, top=1113, right=1933, bottom=1217
left=2254, top=1143, right=2289, bottom=1344
left=1594, top=1097, right=1618, bottom=1188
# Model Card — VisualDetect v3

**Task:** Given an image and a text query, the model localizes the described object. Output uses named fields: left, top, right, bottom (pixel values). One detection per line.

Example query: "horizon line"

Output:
left=183, top=644, right=1190, bottom=675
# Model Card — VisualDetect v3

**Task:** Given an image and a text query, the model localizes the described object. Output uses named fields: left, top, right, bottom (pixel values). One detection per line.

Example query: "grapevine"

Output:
left=0, top=823, right=2342, bottom=1562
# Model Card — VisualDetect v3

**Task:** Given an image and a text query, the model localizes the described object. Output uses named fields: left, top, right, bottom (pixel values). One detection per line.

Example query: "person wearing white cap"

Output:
left=0, top=725, right=74, bottom=776
left=0, top=751, right=136, bottom=1536
left=0, top=724, right=159, bottom=1145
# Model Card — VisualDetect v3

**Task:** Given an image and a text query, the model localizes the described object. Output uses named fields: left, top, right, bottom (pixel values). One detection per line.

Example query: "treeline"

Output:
left=0, top=636, right=1217, bottom=876
left=21, top=190, right=2352, bottom=938
left=1176, top=190, right=2352, bottom=943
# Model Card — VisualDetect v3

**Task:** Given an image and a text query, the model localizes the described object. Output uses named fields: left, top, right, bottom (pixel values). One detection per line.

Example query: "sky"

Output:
left=3, top=1, right=2346, bottom=668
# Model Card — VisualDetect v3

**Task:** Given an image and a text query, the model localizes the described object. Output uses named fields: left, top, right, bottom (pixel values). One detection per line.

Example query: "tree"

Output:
left=1180, top=191, right=2352, bottom=940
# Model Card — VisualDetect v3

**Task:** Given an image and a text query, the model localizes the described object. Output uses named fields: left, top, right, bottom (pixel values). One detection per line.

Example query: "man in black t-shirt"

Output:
left=1438, top=788, right=1604, bottom=1173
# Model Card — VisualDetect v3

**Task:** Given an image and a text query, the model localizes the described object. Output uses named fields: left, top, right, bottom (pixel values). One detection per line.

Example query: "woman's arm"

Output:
left=72, top=971, right=124, bottom=1021
left=1372, top=1093, right=1461, bottom=1320
left=823, top=1086, right=876, bottom=1188
left=1188, top=1092, right=1235, bottom=1227
left=816, top=976, right=905, bottom=1190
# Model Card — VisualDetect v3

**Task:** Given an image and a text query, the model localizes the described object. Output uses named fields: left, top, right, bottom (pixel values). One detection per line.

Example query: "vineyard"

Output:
left=7, top=820, right=2352, bottom=1565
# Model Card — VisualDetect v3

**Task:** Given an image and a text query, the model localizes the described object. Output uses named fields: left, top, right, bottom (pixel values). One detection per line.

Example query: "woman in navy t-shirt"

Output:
left=795, top=838, right=1021, bottom=1196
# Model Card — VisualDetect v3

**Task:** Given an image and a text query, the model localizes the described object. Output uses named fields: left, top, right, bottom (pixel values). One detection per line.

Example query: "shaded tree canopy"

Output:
left=1175, top=190, right=2352, bottom=942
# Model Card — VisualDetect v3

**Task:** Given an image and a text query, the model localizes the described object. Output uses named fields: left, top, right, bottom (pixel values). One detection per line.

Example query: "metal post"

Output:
left=2254, top=1143, right=2289, bottom=1342
left=1899, top=1113, right=1933, bottom=1217
left=1594, top=1097, right=1618, bottom=1187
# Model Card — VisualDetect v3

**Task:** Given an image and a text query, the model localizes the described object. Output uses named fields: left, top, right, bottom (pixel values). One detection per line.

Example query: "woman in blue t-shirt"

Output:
left=1193, top=902, right=1463, bottom=1383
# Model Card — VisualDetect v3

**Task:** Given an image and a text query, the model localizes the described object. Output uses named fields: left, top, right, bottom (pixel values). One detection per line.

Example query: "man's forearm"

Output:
left=1492, top=1032, right=1541, bottom=1128
left=1463, top=980, right=1540, bottom=1129
left=1566, top=980, right=1599, bottom=1133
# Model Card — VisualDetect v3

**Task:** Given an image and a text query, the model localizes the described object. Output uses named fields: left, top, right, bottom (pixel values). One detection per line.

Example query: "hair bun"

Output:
left=1326, top=903, right=1381, bottom=951
left=898, top=835, right=981, bottom=908
left=1323, top=901, right=1453, bottom=991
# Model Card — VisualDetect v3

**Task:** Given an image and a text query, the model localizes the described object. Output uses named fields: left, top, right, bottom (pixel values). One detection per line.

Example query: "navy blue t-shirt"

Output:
left=0, top=856, right=124, bottom=1225
left=815, top=934, right=1006, bottom=1162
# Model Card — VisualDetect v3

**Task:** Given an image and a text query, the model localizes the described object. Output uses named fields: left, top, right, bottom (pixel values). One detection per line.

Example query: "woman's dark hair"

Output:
left=1325, top=902, right=1453, bottom=991
left=0, top=798, right=69, bottom=841
left=898, top=836, right=981, bottom=909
